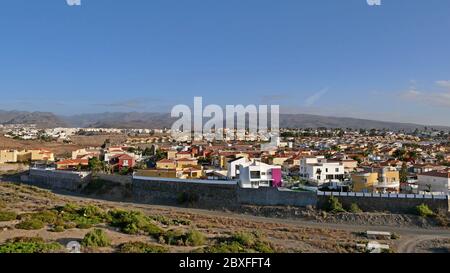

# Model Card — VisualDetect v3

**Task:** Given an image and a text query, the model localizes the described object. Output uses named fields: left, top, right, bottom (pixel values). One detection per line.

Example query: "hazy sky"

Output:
left=0, top=0, right=449, bottom=125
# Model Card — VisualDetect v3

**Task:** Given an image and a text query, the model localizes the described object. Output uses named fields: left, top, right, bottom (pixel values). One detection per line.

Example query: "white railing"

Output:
left=133, top=175, right=238, bottom=186
left=317, top=191, right=448, bottom=200
left=30, top=167, right=91, bottom=178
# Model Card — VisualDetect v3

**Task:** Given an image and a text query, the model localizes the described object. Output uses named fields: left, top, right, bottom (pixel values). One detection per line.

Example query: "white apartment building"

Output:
left=299, top=156, right=345, bottom=186
left=417, top=169, right=450, bottom=195
left=238, top=161, right=282, bottom=189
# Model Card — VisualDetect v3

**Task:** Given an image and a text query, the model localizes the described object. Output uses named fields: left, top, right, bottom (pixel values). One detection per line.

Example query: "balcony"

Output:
left=375, top=182, right=400, bottom=189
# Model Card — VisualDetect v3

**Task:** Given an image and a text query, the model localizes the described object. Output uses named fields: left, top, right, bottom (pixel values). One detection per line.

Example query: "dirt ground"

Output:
left=1, top=182, right=449, bottom=253
left=0, top=134, right=126, bottom=157
left=0, top=182, right=381, bottom=253
left=414, top=239, right=450, bottom=253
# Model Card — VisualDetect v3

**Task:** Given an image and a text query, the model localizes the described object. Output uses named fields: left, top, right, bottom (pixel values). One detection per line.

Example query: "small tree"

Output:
left=400, top=162, right=408, bottom=183
left=326, top=196, right=346, bottom=213
left=120, top=167, right=130, bottom=175
left=82, top=229, right=110, bottom=248
left=349, top=203, right=362, bottom=213
left=88, top=157, right=103, bottom=174
left=416, top=204, right=434, bottom=218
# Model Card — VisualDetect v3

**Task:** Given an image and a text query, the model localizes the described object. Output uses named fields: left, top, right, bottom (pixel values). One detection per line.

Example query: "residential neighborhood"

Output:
left=1, top=126, right=449, bottom=196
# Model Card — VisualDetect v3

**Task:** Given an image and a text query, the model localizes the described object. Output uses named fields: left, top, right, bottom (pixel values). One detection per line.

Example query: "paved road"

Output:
left=396, top=235, right=450, bottom=253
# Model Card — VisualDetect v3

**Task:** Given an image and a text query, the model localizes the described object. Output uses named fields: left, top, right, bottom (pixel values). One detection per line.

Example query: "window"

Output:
left=335, top=168, right=339, bottom=172
left=250, top=171, right=261, bottom=179
left=261, top=172, right=266, bottom=175
left=325, top=168, right=328, bottom=173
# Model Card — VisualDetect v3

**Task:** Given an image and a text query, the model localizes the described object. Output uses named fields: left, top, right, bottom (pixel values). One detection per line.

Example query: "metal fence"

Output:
left=317, top=191, right=448, bottom=200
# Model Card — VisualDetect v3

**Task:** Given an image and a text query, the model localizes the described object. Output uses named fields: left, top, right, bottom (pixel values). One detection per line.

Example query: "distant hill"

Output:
left=0, top=110, right=449, bottom=131
left=61, top=112, right=174, bottom=129
left=278, top=114, right=450, bottom=131
left=62, top=112, right=449, bottom=131
left=0, top=110, right=67, bottom=128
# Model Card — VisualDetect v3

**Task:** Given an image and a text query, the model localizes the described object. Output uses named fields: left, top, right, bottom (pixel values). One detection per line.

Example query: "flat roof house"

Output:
left=299, top=156, right=345, bottom=186
left=238, top=160, right=282, bottom=189
left=417, top=169, right=450, bottom=195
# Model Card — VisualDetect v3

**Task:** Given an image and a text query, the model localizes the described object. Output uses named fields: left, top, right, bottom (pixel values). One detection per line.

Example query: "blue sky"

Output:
left=0, top=0, right=449, bottom=125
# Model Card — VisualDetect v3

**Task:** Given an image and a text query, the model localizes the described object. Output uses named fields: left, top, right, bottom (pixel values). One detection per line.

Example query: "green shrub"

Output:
left=16, top=219, right=45, bottom=230
left=0, top=237, right=62, bottom=253
left=120, top=167, right=130, bottom=175
left=142, top=223, right=164, bottom=238
left=149, top=215, right=191, bottom=226
left=326, top=196, right=346, bottom=213
left=391, top=233, right=400, bottom=240
left=32, top=210, right=58, bottom=224
left=82, top=229, right=110, bottom=248
left=0, top=211, right=17, bottom=222
left=118, top=242, right=168, bottom=253
left=253, top=241, right=275, bottom=253
left=201, top=232, right=274, bottom=253
left=64, top=222, right=77, bottom=229
left=161, top=229, right=186, bottom=246
left=204, top=241, right=247, bottom=253
left=173, top=218, right=192, bottom=226
left=416, top=204, right=434, bottom=217
left=76, top=222, right=93, bottom=229
left=231, top=232, right=256, bottom=247
left=56, top=203, right=79, bottom=214
left=56, top=204, right=106, bottom=228
left=78, top=205, right=106, bottom=220
left=108, top=210, right=163, bottom=237
left=17, top=210, right=58, bottom=225
left=51, top=226, right=65, bottom=233
left=185, top=229, right=206, bottom=246
left=349, top=203, right=363, bottom=213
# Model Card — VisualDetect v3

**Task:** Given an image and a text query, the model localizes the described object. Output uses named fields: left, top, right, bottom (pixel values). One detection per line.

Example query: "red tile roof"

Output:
left=420, top=169, right=450, bottom=178
left=157, top=159, right=176, bottom=164
left=176, top=158, right=197, bottom=162
left=57, top=159, right=89, bottom=165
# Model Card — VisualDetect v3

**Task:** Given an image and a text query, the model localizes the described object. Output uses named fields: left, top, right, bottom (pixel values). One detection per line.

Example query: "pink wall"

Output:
left=271, top=168, right=282, bottom=187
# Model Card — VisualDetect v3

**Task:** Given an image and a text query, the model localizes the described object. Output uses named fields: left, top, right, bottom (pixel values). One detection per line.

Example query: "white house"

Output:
left=417, top=169, right=450, bottom=195
left=238, top=161, right=282, bottom=189
left=227, top=157, right=249, bottom=179
left=299, top=156, right=345, bottom=186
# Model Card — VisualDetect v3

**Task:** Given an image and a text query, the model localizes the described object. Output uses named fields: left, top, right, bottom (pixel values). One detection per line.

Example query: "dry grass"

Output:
left=0, top=182, right=367, bottom=253
left=0, top=134, right=125, bottom=157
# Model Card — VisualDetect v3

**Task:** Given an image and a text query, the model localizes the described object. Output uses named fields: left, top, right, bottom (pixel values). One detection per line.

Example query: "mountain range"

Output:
left=0, top=110, right=448, bottom=131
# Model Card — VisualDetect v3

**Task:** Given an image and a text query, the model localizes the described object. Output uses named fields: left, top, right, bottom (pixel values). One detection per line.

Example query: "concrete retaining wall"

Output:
left=24, top=169, right=449, bottom=213
left=28, top=168, right=91, bottom=191
left=237, top=188, right=317, bottom=207
left=133, top=177, right=238, bottom=208
left=133, top=177, right=318, bottom=209
left=96, top=174, right=132, bottom=185
left=317, top=194, right=449, bottom=213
